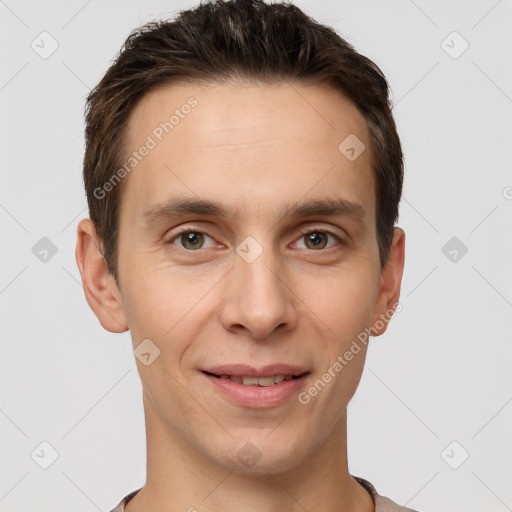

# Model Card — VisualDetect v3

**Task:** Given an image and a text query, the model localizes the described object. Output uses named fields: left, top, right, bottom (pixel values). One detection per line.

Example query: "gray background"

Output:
left=1, top=0, right=511, bottom=511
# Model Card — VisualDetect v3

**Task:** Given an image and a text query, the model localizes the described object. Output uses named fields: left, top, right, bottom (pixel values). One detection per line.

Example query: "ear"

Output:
left=75, top=218, right=128, bottom=333
left=370, top=227, right=405, bottom=336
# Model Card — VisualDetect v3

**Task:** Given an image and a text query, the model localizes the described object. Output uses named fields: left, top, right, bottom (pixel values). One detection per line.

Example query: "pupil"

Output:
left=307, top=232, right=326, bottom=249
left=183, top=232, right=203, bottom=249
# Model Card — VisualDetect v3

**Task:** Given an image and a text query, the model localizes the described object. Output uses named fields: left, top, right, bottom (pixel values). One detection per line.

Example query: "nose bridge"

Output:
left=240, top=245, right=280, bottom=302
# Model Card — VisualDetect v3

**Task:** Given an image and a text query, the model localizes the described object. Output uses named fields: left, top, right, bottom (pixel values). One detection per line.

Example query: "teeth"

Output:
left=242, top=376, right=260, bottom=386
left=218, top=375, right=296, bottom=386
left=256, top=377, right=275, bottom=387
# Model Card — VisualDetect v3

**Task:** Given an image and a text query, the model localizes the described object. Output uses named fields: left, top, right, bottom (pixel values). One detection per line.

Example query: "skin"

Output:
left=76, top=80, right=405, bottom=512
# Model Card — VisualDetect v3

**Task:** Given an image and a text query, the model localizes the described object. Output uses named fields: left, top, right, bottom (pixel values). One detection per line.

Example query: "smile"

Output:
left=202, top=370, right=311, bottom=408
left=204, top=371, right=305, bottom=386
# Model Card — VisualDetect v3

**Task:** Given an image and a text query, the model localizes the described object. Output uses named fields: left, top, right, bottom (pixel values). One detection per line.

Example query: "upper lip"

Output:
left=202, top=364, right=310, bottom=378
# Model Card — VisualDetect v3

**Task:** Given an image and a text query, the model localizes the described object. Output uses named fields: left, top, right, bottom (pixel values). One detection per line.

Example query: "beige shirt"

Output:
left=109, top=476, right=420, bottom=511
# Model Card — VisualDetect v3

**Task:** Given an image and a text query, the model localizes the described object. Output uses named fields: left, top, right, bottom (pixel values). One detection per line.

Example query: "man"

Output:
left=75, top=0, right=416, bottom=510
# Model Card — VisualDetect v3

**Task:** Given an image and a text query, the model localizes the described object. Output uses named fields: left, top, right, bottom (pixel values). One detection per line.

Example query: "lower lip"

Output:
left=202, top=372, right=309, bottom=408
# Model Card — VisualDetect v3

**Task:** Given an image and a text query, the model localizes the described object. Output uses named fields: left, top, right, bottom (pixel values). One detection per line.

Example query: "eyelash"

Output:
left=167, top=226, right=343, bottom=251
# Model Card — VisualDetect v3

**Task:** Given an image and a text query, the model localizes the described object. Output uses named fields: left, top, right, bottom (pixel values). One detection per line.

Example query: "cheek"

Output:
left=296, top=274, right=375, bottom=425
left=300, top=267, right=378, bottom=339
left=119, top=256, right=218, bottom=351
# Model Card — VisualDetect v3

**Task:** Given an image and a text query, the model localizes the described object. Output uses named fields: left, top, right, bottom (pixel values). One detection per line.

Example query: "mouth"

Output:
left=202, top=371, right=309, bottom=387
left=201, top=367, right=311, bottom=408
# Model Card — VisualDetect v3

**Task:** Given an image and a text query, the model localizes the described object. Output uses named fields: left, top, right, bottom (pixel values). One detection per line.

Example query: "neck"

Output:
left=125, top=392, right=374, bottom=512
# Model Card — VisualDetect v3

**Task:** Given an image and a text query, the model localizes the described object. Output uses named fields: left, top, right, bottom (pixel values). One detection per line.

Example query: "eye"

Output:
left=294, top=229, right=340, bottom=250
left=169, top=230, right=217, bottom=250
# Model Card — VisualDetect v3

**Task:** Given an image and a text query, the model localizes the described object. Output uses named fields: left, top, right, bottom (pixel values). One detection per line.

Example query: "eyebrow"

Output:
left=142, top=196, right=366, bottom=228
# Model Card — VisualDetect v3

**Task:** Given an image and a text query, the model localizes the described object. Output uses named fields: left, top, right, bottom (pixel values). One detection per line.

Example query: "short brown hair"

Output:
left=83, top=0, right=403, bottom=285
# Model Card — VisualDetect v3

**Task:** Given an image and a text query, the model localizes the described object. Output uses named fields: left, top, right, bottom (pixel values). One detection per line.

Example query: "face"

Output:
left=78, top=80, right=404, bottom=474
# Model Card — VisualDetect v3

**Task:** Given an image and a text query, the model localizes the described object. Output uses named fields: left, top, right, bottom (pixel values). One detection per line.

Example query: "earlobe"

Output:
left=370, top=227, right=406, bottom=336
left=75, top=218, right=128, bottom=333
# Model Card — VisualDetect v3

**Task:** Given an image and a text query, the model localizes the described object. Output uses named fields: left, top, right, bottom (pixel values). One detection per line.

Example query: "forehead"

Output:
left=120, top=80, right=375, bottom=226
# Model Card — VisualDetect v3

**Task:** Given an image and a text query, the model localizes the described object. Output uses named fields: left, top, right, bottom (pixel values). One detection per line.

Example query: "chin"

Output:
left=210, top=434, right=307, bottom=475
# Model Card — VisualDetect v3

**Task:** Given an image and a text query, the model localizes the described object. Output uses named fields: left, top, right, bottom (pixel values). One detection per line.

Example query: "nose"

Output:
left=219, top=242, right=298, bottom=340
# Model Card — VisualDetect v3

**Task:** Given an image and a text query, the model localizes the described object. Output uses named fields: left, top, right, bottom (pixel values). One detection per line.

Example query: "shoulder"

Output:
left=354, top=476, right=422, bottom=512
left=108, top=488, right=142, bottom=512
left=109, top=480, right=423, bottom=512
